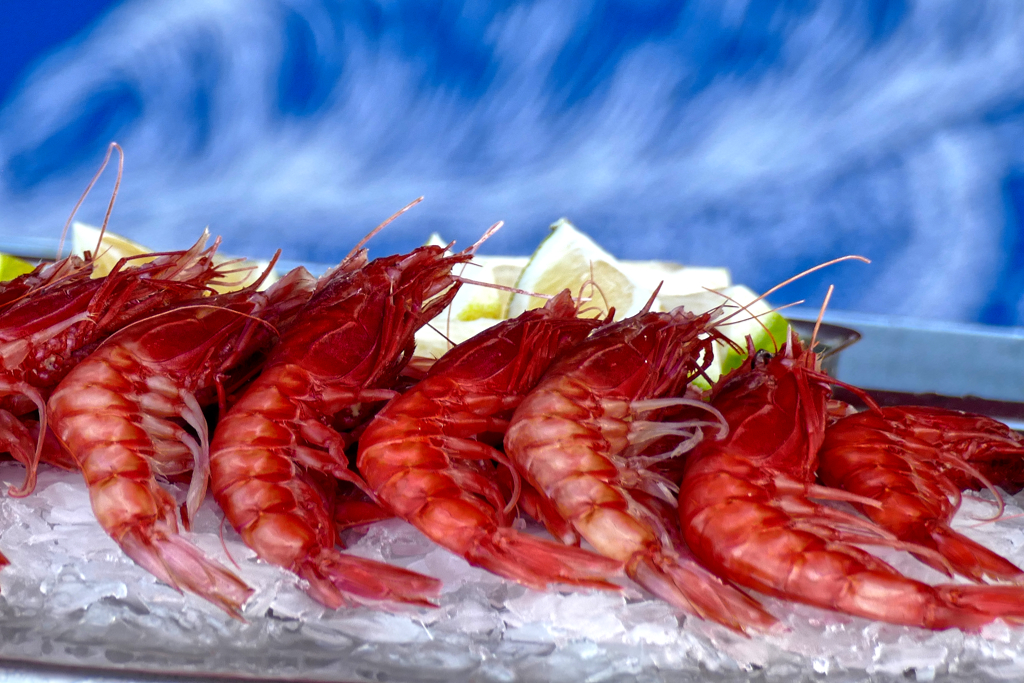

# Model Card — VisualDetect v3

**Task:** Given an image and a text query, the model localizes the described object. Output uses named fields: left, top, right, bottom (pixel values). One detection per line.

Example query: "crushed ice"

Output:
left=5, top=461, right=1024, bottom=681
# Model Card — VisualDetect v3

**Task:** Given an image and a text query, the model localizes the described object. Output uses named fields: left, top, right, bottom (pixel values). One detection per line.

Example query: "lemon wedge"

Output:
left=620, top=260, right=732, bottom=300
left=506, top=219, right=655, bottom=320
left=414, top=318, right=499, bottom=360
left=420, top=233, right=527, bottom=323
left=0, top=253, right=36, bottom=281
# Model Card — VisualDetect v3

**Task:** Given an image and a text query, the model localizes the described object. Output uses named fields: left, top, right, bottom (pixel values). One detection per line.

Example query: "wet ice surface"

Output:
left=4, top=464, right=1024, bottom=682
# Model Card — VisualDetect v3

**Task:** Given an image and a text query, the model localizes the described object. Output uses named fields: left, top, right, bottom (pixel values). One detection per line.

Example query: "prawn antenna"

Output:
left=57, top=141, right=124, bottom=260
left=811, top=284, right=834, bottom=352
left=466, top=221, right=504, bottom=254
left=424, top=320, right=457, bottom=352
left=702, top=287, right=801, bottom=354
left=343, top=197, right=425, bottom=262
left=716, top=255, right=870, bottom=329
left=218, top=516, right=243, bottom=571
left=451, top=277, right=557, bottom=301
left=95, top=303, right=283, bottom=356
left=577, top=262, right=613, bottom=317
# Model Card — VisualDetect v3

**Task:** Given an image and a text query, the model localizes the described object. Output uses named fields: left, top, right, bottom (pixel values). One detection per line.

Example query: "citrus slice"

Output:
left=420, top=233, right=527, bottom=322
left=414, top=318, right=498, bottom=360
left=0, top=253, right=36, bottom=281
left=506, top=219, right=654, bottom=320
left=619, top=261, right=732, bottom=301
left=423, top=232, right=448, bottom=248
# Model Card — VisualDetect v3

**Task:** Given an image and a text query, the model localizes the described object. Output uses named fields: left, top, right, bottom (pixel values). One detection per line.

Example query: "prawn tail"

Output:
left=296, top=548, right=441, bottom=609
left=928, top=524, right=1024, bottom=584
left=931, top=583, right=1024, bottom=630
left=467, top=527, right=624, bottom=591
left=628, top=551, right=777, bottom=634
left=118, top=526, right=254, bottom=620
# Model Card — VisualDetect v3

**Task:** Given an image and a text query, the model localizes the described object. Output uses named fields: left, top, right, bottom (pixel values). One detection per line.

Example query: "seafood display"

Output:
left=6, top=201, right=1024, bottom=680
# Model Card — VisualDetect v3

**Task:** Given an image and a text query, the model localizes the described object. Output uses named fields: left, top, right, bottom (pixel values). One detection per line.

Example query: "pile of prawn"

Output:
left=5, top=157, right=1024, bottom=635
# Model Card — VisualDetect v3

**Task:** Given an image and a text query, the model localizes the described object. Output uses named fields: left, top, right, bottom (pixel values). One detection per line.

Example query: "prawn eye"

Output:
left=751, top=349, right=773, bottom=369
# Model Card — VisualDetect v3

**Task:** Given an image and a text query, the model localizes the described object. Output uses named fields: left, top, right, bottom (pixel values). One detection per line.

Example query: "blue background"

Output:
left=2, top=1, right=1023, bottom=326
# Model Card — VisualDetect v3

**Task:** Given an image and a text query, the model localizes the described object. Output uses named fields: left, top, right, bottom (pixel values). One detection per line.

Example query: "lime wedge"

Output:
left=0, top=254, right=36, bottom=281
left=663, top=285, right=789, bottom=387
left=506, top=219, right=655, bottom=320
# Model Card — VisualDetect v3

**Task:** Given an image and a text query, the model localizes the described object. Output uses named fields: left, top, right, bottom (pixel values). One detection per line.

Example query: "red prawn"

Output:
left=210, top=231, right=480, bottom=609
left=356, top=290, right=624, bottom=591
left=0, top=142, right=235, bottom=497
left=679, top=334, right=1024, bottom=629
left=819, top=405, right=1024, bottom=583
left=46, top=261, right=315, bottom=617
left=503, top=303, right=777, bottom=633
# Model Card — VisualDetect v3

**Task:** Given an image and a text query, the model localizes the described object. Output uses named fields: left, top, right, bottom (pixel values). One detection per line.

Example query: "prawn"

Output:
left=678, top=333, right=1024, bottom=629
left=503, top=303, right=777, bottom=633
left=0, top=141, right=230, bottom=498
left=819, top=405, right=1024, bottom=583
left=209, top=231, right=477, bottom=609
left=46, top=261, right=315, bottom=617
left=356, top=289, right=624, bottom=591
left=0, top=231, right=228, bottom=497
